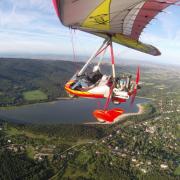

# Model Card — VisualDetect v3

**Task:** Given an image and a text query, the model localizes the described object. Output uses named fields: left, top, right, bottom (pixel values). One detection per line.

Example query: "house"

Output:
left=131, top=158, right=137, bottom=163
left=115, top=146, right=119, bottom=150
left=140, top=168, right=147, bottom=173
left=145, top=126, right=156, bottom=134
left=160, top=164, right=168, bottom=170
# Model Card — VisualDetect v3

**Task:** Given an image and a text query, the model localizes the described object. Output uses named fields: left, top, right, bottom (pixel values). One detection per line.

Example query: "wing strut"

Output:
left=109, top=39, right=116, bottom=79
left=103, top=39, right=116, bottom=110
left=78, top=38, right=110, bottom=76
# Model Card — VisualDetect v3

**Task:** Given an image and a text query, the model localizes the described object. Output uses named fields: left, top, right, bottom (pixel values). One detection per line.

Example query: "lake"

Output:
left=0, top=97, right=149, bottom=124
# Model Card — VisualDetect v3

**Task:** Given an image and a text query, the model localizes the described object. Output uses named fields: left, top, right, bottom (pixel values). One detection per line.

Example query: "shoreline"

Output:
left=84, top=104, right=144, bottom=125
left=136, top=96, right=155, bottom=101
left=0, top=98, right=146, bottom=125
left=0, top=96, right=149, bottom=110
left=0, top=97, right=73, bottom=110
left=112, top=104, right=144, bottom=124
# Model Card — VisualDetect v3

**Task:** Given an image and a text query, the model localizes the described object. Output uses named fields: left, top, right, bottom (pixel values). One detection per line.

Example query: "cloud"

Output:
left=0, top=0, right=55, bottom=29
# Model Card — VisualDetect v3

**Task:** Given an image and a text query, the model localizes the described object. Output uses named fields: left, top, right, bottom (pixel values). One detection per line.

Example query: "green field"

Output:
left=174, top=165, right=180, bottom=176
left=23, top=90, right=48, bottom=101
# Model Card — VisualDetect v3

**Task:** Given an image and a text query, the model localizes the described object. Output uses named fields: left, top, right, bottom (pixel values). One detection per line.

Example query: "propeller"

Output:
left=130, top=66, right=140, bottom=106
left=104, top=82, right=114, bottom=110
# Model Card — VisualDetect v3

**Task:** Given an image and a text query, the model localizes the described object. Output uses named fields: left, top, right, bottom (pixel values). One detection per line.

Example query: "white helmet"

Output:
left=93, top=65, right=100, bottom=72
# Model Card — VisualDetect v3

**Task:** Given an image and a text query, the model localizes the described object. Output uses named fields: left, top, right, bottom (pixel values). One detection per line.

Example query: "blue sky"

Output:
left=0, top=0, right=180, bottom=65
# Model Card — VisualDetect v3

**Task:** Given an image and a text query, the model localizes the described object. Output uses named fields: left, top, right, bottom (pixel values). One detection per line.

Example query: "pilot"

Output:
left=71, top=80, right=82, bottom=90
left=129, top=80, right=135, bottom=93
left=86, top=65, right=103, bottom=84
left=126, top=75, right=132, bottom=91
left=117, top=74, right=126, bottom=91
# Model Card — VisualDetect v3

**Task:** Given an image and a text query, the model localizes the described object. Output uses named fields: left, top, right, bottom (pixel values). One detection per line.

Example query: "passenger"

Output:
left=119, top=74, right=126, bottom=91
left=115, top=77, right=120, bottom=88
left=126, top=75, right=132, bottom=91
left=86, top=65, right=103, bottom=84
left=116, top=74, right=132, bottom=92
left=129, top=80, right=135, bottom=93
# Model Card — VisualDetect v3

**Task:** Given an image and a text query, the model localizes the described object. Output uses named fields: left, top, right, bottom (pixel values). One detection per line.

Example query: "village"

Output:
left=0, top=68, right=180, bottom=179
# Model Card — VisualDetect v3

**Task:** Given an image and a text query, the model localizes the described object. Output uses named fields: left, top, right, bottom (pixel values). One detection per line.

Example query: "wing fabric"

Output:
left=52, top=0, right=179, bottom=56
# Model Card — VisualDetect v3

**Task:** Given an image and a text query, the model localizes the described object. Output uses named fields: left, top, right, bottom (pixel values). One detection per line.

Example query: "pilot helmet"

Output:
left=93, top=65, right=100, bottom=72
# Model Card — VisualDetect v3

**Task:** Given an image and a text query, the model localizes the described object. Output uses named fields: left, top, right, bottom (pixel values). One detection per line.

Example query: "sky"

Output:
left=0, top=0, right=180, bottom=65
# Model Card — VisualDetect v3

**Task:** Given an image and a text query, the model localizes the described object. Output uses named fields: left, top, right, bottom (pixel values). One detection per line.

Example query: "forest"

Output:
left=0, top=58, right=83, bottom=106
left=0, top=58, right=179, bottom=179
left=0, top=58, right=146, bottom=107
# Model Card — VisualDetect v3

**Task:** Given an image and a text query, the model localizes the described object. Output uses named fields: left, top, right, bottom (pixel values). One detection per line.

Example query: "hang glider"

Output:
left=52, top=0, right=178, bottom=123
left=52, top=0, right=179, bottom=56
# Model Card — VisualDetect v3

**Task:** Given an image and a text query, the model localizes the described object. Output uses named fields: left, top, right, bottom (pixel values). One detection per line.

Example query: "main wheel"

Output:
left=112, top=100, right=121, bottom=105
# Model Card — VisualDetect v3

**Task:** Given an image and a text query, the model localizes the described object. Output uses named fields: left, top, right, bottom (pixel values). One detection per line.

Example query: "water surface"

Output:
left=0, top=98, right=148, bottom=124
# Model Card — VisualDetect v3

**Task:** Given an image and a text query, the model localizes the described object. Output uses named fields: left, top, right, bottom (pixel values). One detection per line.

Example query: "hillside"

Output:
left=0, top=58, right=83, bottom=106
left=0, top=58, right=135, bottom=107
left=0, top=58, right=179, bottom=179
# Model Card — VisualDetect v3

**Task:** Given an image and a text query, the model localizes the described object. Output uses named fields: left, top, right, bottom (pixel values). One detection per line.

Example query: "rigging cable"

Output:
left=70, top=28, right=78, bottom=72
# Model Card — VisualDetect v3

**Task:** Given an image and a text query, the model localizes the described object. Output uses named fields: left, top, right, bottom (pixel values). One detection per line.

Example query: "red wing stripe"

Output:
left=52, top=0, right=60, bottom=17
left=130, top=0, right=179, bottom=39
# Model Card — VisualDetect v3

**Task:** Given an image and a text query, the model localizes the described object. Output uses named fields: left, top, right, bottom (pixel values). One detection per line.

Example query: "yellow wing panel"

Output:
left=81, top=0, right=111, bottom=31
left=113, top=33, right=161, bottom=56
left=113, top=34, right=149, bottom=51
left=91, top=32, right=161, bottom=56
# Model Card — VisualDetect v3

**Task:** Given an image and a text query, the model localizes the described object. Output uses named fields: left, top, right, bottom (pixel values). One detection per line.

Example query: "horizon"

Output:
left=1, top=56, right=180, bottom=68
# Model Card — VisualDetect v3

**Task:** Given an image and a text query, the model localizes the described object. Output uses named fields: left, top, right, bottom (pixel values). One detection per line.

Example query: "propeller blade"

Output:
left=136, top=66, right=140, bottom=85
left=130, top=88, right=137, bottom=106
left=131, top=66, right=140, bottom=106
left=104, top=84, right=114, bottom=110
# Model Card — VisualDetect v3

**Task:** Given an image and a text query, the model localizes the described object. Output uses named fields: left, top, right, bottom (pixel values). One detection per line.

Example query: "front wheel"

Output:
left=67, top=93, right=77, bottom=98
left=112, top=100, right=121, bottom=105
